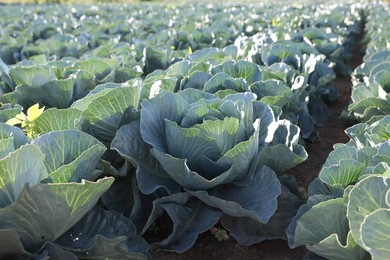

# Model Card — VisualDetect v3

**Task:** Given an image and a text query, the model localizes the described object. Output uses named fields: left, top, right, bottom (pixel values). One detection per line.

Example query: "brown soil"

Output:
left=152, top=32, right=364, bottom=260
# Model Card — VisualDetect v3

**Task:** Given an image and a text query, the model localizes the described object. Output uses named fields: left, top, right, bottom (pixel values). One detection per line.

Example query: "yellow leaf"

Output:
left=5, top=117, right=23, bottom=126
left=15, top=113, right=27, bottom=121
left=272, top=19, right=280, bottom=27
left=26, top=103, right=44, bottom=122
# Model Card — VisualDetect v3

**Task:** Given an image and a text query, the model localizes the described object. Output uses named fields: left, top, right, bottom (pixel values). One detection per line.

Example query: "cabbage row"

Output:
left=343, top=4, right=390, bottom=123
left=287, top=3, right=390, bottom=259
left=287, top=116, right=390, bottom=259
left=0, top=1, right=386, bottom=259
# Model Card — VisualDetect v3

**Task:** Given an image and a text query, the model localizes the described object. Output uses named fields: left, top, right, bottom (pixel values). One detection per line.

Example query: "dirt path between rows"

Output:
left=152, top=30, right=365, bottom=260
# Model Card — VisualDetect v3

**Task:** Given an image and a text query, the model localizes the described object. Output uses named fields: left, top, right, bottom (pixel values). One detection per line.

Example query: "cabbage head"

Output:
left=112, top=89, right=306, bottom=252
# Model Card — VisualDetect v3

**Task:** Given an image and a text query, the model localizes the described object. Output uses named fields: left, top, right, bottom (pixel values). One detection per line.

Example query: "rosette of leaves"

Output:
left=0, top=123, right=149, bottom=259
left=287, top=116, right=390, bottom=260
left=112, top=89, right=306, bottom=252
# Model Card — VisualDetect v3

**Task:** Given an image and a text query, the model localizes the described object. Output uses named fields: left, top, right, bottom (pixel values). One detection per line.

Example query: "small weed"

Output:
left=210, top=227, right=230, bottom=242
left=6, top=103, right=44, bottom=139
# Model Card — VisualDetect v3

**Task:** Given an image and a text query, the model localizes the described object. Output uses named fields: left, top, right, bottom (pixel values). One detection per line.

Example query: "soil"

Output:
left=151, top=32, right=365, bottom=260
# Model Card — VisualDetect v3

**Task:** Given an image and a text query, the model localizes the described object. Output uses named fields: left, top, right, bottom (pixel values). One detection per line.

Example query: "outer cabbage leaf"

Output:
left=308, top=95, right=329, bottom=126
left=348, top=96, right=390, bottom=122
left=187, top=165, right=280, bottom=225
left=87, top=82, right=124, bottom=96
left=261, top=62, right=295, bottom=83
left=347, top=175, right=390, bottom=251
left=360, top=208, right=390, bottom=260
left=145, top=78, right=178, bottom=99
left=5, top=66, right=66, bottom=108
left=187, top=46, right=236, bottom=65
left=0, top=138, right=17, bottom=159
left=79, top=85, right=142, bottom=144
left=32, top=130, right=106, bottom=183
left=319, top=159, right=366, bottom=188
left=262, top=42, right=302, bottom=70
left=0, top=103, right=23, bottom=123
left=141, top=193, right=222, bottom=253
left=0, top=144, right=47, bottom=207
left=0, top=122, right=30, bottom=151
left=9, top=65, right=56, bottom=88
left=250, top=79, right=293, bottom=108
left=366, top=141, right=390, bottom=170
left=0, top=177, right=114, bottom=253
left=0, top=58, right=13, bottom=90
left=235, top=60, right=262, bottom=84
left=259, top=120, right=307, bottom=173
left=293, top=198, right=368, bottom=260
left=221, top=184, right=301, bottom=246
left=56, top=207, right=150, bottom=259
left=182, top=71, right=212, bottom=90
left=210, top=60, right=262, bottom=84
left=0, top=229, right=30, bottom=256
left=39, top=78, right=76, bottom=108
left=322, top=145, right=361, bottom=168
left=344, top=119, right=390, bottom=148
left=287, top=194, right=335, bottom=248
left=31, top=108, right=84, bottom=135
left=203, top=72, right=235, bottom=93
left=35, top=245, right=78, bottom=260
left=71, top=87, right=113, bottom=111
left=144, top=46, right=171, bottom=74
left=71, top=59, right=116, bottom=81
left=100, top=174, right=134, bottom=217
left=112, top=121, right=181, bottom=195
left=140, top=90, right=189, bottom=153
left=259, top=143, right=307, bottom=173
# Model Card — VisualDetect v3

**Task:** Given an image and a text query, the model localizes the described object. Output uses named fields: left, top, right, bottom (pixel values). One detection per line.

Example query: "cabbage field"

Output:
left=0, top=1, right=389, bottom=259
